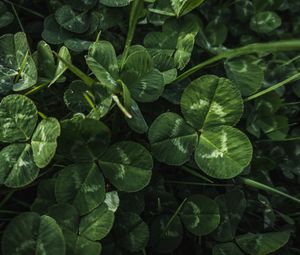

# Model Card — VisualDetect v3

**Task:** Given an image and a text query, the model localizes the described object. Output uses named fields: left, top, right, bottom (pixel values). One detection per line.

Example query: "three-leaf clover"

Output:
left=148, top=75, right=253, bottom=179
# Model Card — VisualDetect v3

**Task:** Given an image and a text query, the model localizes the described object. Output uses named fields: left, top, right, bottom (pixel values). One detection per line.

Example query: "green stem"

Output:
left=181, top=166, right=214, bottom=183
left=244, top=72, right=300, bottom=101
left=173, top=40, right=300, bottom=83
left=83, top=91, right=96, bottom=111
left=10, top=1, right=25, bottom=32
left=112, top=94, right=132, bottom=119
left=161, top=198, right=187, bottom=237
left=38, top=111, right=47, bottom=119
left=240, top=177, right=300, bottom=204
left=0, top=210, right=19, bottom=214
left=25, top=83, right=48, bottom=96
left=3, top=0, right=45, bottom=18
left=0, top=190, right=15, bottom=208
left=166, top=180, right=233, bottom=187
left=53, top=52, right=94, bottom=87
left=15, top=50, right=29, bottom=82
left=121, top=0, right=144, bottom=67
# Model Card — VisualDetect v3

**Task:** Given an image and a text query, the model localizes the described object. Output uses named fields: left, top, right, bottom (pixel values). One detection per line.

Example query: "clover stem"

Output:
left=0, top=191, right=15, bottom=208
left=15, top=50, right=29, bottom=83
left=3, top=0, right=45, bottom=18
left=24, top=83, right=48, bottom=96
left=112, top=94, right=132, bottom=119
left=181, top=165, right=214, bottom=183
left=166, top=180, right=234, bottom=187
left=161, top=198, right=187, bottom=237
left=38, top=111, right=47, bottom=119
left=173, top=40, right=300, bottom=83
left=10, top=1, right=25, bottom=32
left=53, top=51, right=95, bottom=87
left=83, top=91, right=96, bottom=111
left=244, top=72, right=300, bottom=101
left=0, top=210, right=19, bottom=214
left=240, top=177, right=300, bottom=204
left=121, top=0, right=144, bottom=67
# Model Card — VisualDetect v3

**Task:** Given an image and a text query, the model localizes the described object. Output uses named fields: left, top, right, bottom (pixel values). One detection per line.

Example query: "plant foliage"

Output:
left=1, top=0, right=300, bottom=254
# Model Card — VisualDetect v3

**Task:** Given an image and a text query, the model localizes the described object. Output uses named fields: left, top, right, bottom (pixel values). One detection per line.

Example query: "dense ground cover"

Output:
left=0, top=0, right=300, bottom=254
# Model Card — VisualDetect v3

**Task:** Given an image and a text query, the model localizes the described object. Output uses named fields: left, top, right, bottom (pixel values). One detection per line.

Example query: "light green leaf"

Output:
left=150, top=214, right=183, bottom=253
left=236, top=231, right=290, bottom=255
left=250, top=11, right=282, bottom=34
left=121, top=48, right=165, bottom=102
left=50, top=46, right=71, bottom=86
left=58, top=118, right=110, bottom=162
left=1, top=212, right=65, bottom=255
left=0, top=94, right=37, bottom=142
left=180, top=194, right=220, bottom=236
left=144, top=15, right=199, bottom=70
left=170, top=0, right=205, bottom=17
left=86, top=41, right=119, bottom=92
left=148, top=112, right=198, bottom=165
left=225, top=57, right=264, bottom=96
left=213, top=189, right=247, bottom=241
left=126, top=100, right=148, bottom=134
left=35, top=41, right=56, bottom=82
left=99, top=141, right=153, bottom=192
left=79, top=203, right=114, bottom=241
left=87, top=40, right=119, bottom=78
left=55, top=5, right=89, bottom=33
left=181, top=75, right=244, bottom=130
left=32, top=117, right=61, bottom=168
left=0, top=32, right=37, bottom=92
left=104, top=191, right=120, bottom=212
left=99, top=0, right=132, bottom=7
left=35, top=42, right=70, bottom=86
left=213, top=242, right=244, bottom=255
left=0, top=143, right=39, bottom=188
left=115, top=212, right=149, bottom=252
left=195, top=126, right=253, bottom=179
left=55, top=163, right=106, bottom=215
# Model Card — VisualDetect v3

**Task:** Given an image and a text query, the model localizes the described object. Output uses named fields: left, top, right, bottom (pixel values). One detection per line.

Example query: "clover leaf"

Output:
left=120, top=47, right=165, bottom=102
left=1, top=212, right=65, bottom=255
left=236, top=231, right=291, bottom=255
left=79, top=203, right=114, bottom=241
left=149, top=75, right=252, bottom=179
left=148, top=112, right=198, bottom=165
left=144, top=14, right=200, bottom=70
left=58, top=117, right=111, bottom=162
left=250, top=11, right=282, bottom=34
left=0, top=94, right=37, bottom=142
left=180, top=194, right=220, bottom=236
left=55, top=5, right=90, bottom=34
left=55, top=163, right=106, bottom=215
left=0, top=143, right=39, bottom=188
left=31, top=117, right=61, bottom=168
left=0, top=32, right=37, bottom=93
left=99, top=141, right=153, bottom=192
left=181, top=75, right=244, bottom=130
left=195, top=125, right=253, bottom=179
left=0, top=1, right=14, bottom=29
